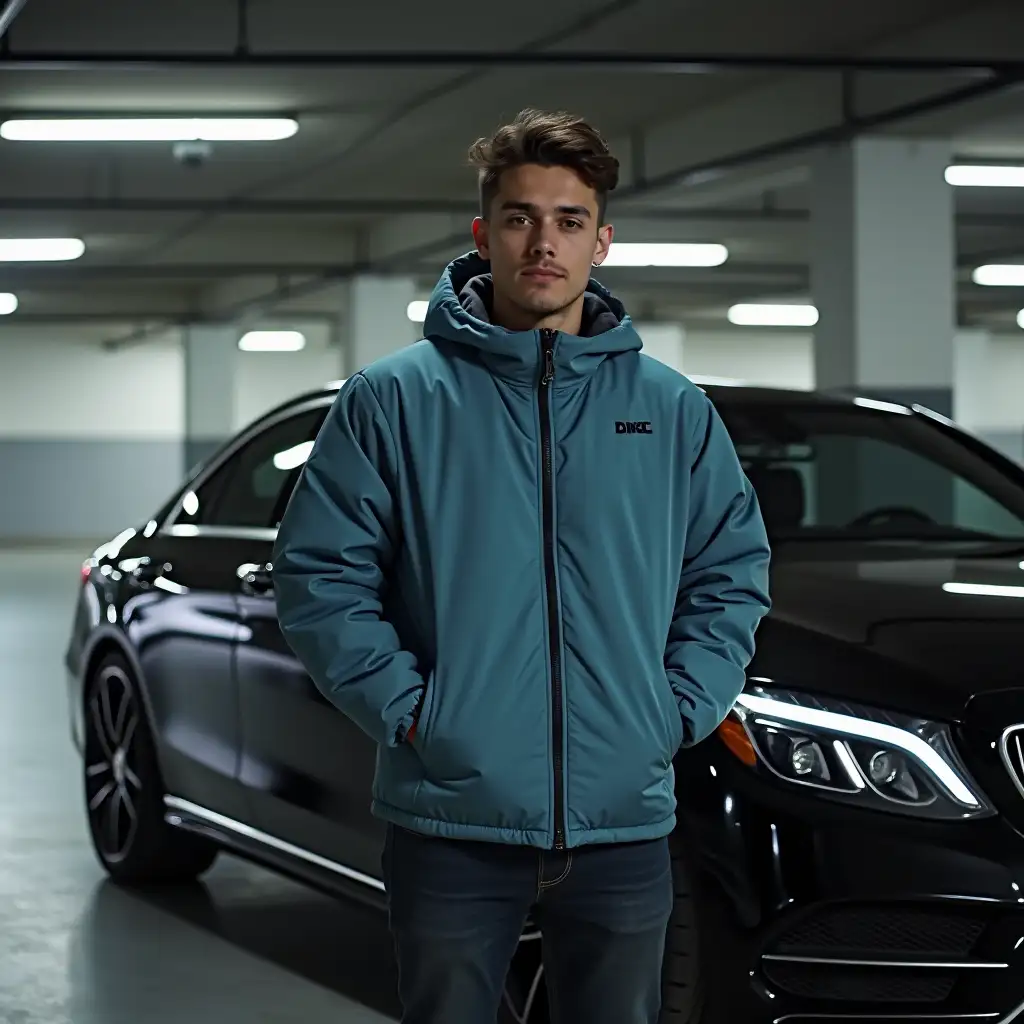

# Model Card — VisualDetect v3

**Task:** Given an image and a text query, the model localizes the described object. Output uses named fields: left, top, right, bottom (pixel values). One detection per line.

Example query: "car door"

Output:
left=123, top=423, right=287, bottom=823
left=216, top=399, right=387, bottom=882
left=119, top=524, right=249, bottom=820
left=148, top=402, right=331, bottom=831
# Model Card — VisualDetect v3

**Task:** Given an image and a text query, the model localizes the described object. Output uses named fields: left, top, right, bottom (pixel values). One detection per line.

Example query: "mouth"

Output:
left=521, top=267, right=564, bottom=282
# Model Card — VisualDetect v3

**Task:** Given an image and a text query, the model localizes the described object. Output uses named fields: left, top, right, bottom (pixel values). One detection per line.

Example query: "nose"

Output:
left=529, top=221, right=557, bottom=257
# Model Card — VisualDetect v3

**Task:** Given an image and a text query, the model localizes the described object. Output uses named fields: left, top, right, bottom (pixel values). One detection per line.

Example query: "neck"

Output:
left=490, top=288, right=584, bottom=336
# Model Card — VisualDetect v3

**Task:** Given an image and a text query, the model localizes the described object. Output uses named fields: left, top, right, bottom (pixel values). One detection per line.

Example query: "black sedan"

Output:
left=65, top=378, right=1024, bottom=1023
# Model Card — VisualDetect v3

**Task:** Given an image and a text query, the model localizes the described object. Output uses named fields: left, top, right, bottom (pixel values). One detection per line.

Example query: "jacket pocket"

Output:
left=659, top=675, right=684, bottom=760
left=411, top=670, right=438, bottom=751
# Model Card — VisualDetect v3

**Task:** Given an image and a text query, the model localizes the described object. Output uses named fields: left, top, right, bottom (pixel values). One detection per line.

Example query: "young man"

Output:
left=272, top=109, right=771, bottom=1023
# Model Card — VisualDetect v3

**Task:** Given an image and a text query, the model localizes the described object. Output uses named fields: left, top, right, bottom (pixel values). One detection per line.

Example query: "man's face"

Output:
left=472, top=163, right=613, bottom=325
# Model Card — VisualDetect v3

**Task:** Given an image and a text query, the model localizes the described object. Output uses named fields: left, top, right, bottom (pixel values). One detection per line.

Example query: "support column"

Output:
left=953, top=329, right=992, bottom=430
left=636, top=322, right=685, bottom=374
left=811, top=138, right=955, bottom=524
left=811, top=136, right=955, bottom=415
left=344, top=275, right=418, bottom=374
left=955, top=328, right=1023, bottom=464
left=183, top=324, right=237, bottom=471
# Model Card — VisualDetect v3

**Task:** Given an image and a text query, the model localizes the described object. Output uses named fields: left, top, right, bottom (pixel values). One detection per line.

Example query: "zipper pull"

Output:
left=542, top=347, right=555, bottom=385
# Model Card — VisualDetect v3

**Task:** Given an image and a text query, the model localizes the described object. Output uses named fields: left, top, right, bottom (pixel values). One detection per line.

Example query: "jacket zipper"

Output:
left=538, top=327, right=566, bottom=850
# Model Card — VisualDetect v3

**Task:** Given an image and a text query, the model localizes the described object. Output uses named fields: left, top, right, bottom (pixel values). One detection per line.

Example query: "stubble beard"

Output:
left=511, top=280, right=588, bottom=321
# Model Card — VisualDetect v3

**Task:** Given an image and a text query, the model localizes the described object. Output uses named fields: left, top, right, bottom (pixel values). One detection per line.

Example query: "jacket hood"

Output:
left=422, top=251, right=643, bottom=385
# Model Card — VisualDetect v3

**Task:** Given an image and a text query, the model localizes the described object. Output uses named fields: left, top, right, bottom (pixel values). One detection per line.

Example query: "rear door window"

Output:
left=175, top=407, right=326, bottom=530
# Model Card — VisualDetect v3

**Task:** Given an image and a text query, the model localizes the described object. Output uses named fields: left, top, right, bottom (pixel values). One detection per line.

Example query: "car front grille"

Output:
left=761, top=960, right=957, bottom=1003
left=760, top=902, right=1006, bottom=1012
left=770, top=905, right=988, bottom=959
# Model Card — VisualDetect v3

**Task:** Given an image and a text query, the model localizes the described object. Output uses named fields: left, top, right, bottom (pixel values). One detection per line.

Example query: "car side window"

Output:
left=175, top=407, right=326, bottom=530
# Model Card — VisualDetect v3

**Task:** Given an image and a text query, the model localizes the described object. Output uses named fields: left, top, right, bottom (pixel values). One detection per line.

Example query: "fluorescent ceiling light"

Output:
left=0, top=293, right=17, bottom=315
left=972, top=264, right=1024, bottom=287
left=407, top=299, right=429, bottom=323
left=238, top=330, right=305, bottom=352
left=0, top=117, right=299, bottom=142
left=0, top=237, right=84, bottom=261
left=943, top=581, right=1024, bottom=599
left=727, top=302, right=819, bottom=327
left=602, top=242, right=728, bottom=268
left=945, top=164, right=1024, bottom=187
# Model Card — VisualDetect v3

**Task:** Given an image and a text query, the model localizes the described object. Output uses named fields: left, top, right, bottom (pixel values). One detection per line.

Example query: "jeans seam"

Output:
left=538, top=850, right=572, bottom=890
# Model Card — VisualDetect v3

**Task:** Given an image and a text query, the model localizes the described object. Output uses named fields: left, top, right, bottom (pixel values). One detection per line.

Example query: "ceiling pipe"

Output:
left=2, top=256, right=811, bottom=284
left=614, top=75, right=1019, bottom=203
left=0, top=50, right=1020, bottom=76
left=3, top=311, right=341, bottom=325
left=100, top=228, right=472, bottom=351
left=5, top=197, right=1023, bottom=229
left=0, top=196, right=811, bottom=222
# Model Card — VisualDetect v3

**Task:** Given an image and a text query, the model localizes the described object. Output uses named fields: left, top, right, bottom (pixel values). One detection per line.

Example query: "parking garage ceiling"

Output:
left=2, top=0, right=1024, bottom=345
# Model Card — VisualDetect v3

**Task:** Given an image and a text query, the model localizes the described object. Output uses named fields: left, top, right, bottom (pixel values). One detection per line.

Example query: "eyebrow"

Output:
left=500, top=201, right=592, bottom=219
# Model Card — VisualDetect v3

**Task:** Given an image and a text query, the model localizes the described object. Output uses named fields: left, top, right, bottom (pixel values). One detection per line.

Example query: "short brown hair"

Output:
left=467, top=108, right=620, bottom=223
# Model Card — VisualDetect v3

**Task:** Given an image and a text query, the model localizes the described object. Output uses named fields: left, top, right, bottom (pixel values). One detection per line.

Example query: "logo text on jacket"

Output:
left=615, top=420, right=653, bottom=434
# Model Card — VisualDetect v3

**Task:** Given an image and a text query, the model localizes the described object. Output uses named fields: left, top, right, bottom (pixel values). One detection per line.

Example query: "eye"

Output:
left=562, top=219, right=583, bottom=230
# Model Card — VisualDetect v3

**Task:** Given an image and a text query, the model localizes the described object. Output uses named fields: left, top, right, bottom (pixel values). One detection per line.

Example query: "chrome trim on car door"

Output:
left=762, top=953, right=1008, bottom=969
left=773, top=1013, right=1001, bottom=1022
left=163, top=794, right=385, bottom=892
left=164, top=525, right=279, bottom=542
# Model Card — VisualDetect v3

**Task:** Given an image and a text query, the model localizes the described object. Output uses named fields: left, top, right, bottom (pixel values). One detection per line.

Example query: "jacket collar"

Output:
left=422, top=251, right=643, bottom=386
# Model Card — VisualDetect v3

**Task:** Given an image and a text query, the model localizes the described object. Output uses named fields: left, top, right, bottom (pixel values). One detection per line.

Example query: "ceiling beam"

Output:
left=0, top=255, right=820, bottom=283
left=0, top=262, right=355, bottom=281
left=3, top=196, right=1010, bottom=228
left=0, top=196, right=814, bottom=222
left=613, top=75, right=1019, bottom=204
left=100, top=228, right=471, bottom=351
left=0, top=50, right=1021, bottom=75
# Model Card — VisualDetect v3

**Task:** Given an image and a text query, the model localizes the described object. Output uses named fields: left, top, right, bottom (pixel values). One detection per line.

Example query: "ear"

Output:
left=472, top=216, right=490, bottom=259
left=591, top=223, right=614, bottom=267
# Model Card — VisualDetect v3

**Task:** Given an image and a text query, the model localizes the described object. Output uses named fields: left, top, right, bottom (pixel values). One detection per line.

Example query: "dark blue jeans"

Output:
left=381, top=824, right=673, bottom=1023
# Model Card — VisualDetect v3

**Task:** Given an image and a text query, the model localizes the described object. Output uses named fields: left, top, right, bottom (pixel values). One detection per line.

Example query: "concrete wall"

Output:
left=679, top=329, right=815, bottom=390
left=0, top=329, right=340, bottom=542
left=0, top=324, right=1022, bottom=541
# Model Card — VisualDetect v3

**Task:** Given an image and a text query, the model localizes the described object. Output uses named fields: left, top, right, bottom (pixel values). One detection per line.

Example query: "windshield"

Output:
left=715, top=399, right=1024, bottom=542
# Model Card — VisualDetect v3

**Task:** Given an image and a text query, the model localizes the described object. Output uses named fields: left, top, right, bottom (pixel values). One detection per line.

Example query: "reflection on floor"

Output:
left=0, top=545, right=398, bottom=1023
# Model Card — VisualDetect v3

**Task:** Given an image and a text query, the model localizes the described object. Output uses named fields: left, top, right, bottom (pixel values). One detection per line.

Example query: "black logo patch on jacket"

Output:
left=615, top=421, right=653, bottom=434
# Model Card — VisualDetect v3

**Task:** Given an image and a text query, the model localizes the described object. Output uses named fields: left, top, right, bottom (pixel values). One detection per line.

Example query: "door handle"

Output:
left=130, top=557, right=170, bottom=583
left=237, top=562, right=274, bottom=596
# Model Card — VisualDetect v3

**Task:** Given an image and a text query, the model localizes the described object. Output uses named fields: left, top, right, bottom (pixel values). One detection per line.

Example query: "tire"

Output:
left=82, top=652, right=218, bottom=885
left=501, top=930, right=547, bottom=1024
left=661, top=838, right=705, bottom=1021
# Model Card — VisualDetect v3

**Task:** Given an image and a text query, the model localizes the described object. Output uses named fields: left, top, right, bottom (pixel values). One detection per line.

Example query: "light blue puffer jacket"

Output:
left=273, top=251, right=771, bottom=849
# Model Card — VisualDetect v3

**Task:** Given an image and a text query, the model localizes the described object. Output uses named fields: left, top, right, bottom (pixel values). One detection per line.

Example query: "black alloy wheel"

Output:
left=83, top=652, right=217, bottom=884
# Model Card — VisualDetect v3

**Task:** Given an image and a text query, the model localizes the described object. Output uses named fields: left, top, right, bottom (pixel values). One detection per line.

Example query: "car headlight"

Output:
left=723, top=686, right=992, bottom=820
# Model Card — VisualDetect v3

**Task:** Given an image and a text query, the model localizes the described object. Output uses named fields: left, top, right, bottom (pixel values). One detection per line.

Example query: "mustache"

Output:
left=520, top=263, right=567, bottom=276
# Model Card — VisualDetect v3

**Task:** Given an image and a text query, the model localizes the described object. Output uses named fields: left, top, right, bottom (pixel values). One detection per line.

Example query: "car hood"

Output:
left=751, top=541, right=1024, bottom=721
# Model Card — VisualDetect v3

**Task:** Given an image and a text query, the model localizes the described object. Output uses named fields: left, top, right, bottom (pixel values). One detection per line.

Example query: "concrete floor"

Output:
left=0, top=546, right=400, bottom=1024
